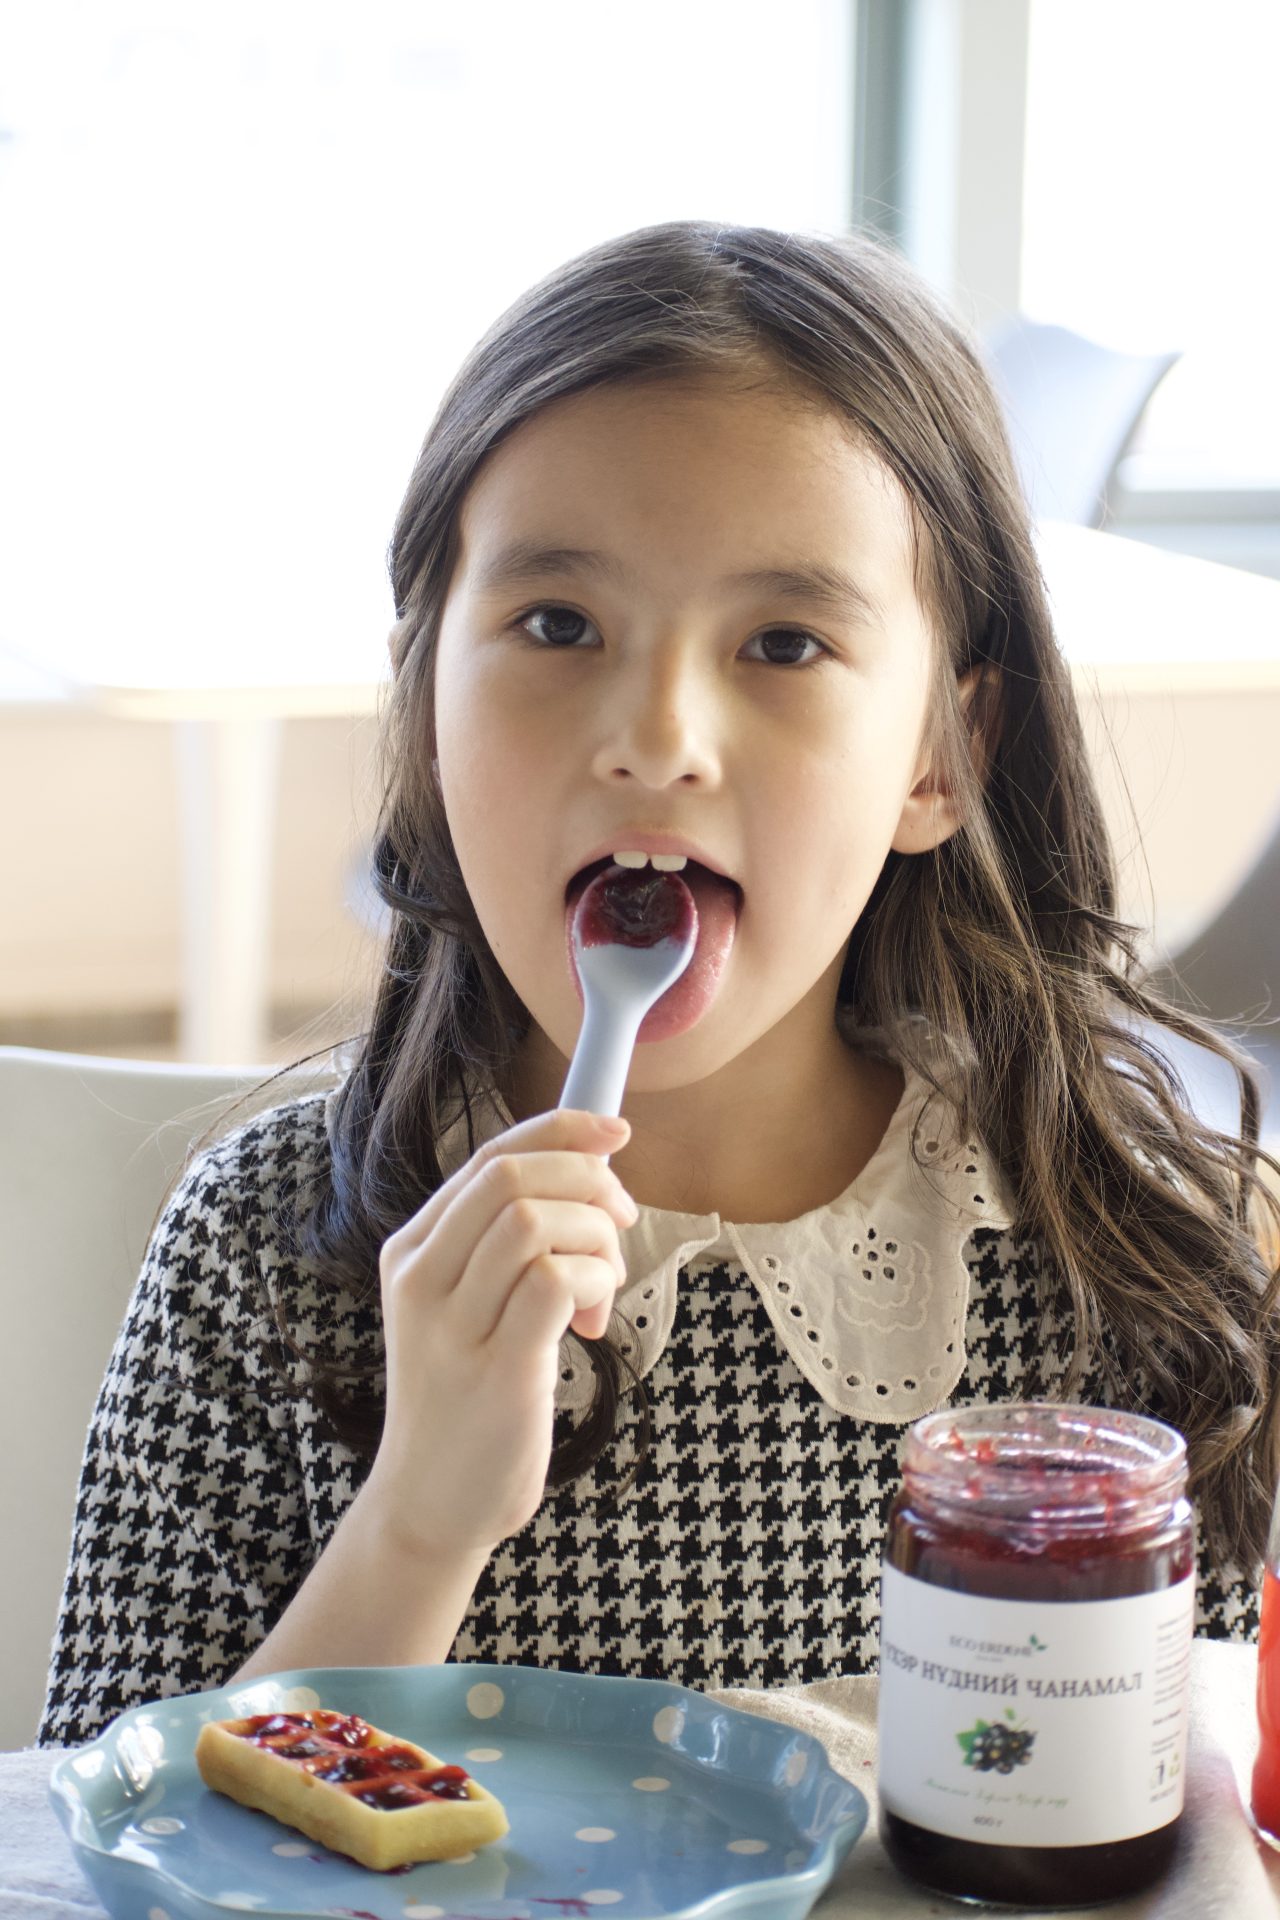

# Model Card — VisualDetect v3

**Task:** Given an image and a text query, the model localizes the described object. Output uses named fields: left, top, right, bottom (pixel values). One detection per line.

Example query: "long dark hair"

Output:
left=204, top=220, right=1280, bottom=1562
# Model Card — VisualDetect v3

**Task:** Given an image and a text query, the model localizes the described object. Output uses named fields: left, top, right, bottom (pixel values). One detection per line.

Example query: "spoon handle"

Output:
left=558, top=993, right=646, bottom=1121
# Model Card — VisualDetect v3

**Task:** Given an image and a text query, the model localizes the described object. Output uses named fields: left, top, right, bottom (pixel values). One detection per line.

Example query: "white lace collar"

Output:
left=338, top=1017, right=1015, bottom=1426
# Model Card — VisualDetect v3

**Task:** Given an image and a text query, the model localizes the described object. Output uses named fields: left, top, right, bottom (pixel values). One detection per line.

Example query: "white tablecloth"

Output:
left=3, top=1643, right=1277, bottom=1918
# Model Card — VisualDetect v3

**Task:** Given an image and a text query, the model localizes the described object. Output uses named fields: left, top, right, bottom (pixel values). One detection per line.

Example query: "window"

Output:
left=0, top=1, right=853, bottom=684
left=1022, top=0, right=1280, bottom=487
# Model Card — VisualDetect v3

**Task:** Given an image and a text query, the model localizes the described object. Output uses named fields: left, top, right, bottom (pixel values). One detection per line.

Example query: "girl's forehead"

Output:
left=478, top=370, right=886, bottom=476
left=454, top=374, right=917, bottom=580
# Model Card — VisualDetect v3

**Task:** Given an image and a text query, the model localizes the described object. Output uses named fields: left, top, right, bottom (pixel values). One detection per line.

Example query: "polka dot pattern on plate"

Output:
left=575, top=1826, right=616, bottom=1842
left=139, top=1816, right=184, bottom=1835
left=464, top=1746, right=503, bottom=1762
left=727, top=1838, right=769, bottom=1854
left=632, top=1774, right=670, bottom=1791
left=121, top=1725, right=166, bottom=1778
left=402, top=1907, right=446, bottom=1919
left=271, top=1841, right=311, bottom=1857
left=583, top=1895, right=624, bottom=1907
left=652, top=1705, right=685, bottom=1744
left=148, top=1909, right=171, bottom=1920
left=466, top=1681, right=505, bottom=1720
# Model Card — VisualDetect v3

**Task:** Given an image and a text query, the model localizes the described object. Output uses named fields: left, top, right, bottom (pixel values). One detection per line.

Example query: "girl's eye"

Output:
left=514, top=605, right=827, bottom=668
left=518, top=605, right=599, bottom=648
left=742, top=628, right=827, bottom=668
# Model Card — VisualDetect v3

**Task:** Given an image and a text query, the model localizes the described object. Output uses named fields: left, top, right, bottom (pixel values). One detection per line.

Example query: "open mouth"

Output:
left=564, top=859, right=743, bottom=1042
left=565, top=855, right=742, bottom=910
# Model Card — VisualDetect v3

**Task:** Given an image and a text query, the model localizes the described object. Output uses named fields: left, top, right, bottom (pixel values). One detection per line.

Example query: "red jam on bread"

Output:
left=194, top=1709, right=509, bottom=1871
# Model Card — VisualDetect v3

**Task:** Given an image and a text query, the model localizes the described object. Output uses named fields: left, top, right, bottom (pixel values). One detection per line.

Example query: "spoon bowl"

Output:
left=558, top=868, right=699, bottom=1122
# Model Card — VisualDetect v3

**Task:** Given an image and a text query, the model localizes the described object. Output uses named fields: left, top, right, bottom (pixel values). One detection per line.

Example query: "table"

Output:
left=4, top=525, right=1279, bottom=1063
left=0, top=634, right=388, bottom=1066
left=3, top=1643, right=1277, bottom=1918
left=1033, top=522, right=1280, bottom=695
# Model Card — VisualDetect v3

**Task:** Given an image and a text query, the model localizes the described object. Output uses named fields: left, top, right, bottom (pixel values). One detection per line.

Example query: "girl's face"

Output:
left=433, top=372, right=956, bottom=1096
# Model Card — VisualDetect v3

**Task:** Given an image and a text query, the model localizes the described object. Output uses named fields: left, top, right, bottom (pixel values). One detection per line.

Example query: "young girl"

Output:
left=39, top=219, right=1280, bottom=1748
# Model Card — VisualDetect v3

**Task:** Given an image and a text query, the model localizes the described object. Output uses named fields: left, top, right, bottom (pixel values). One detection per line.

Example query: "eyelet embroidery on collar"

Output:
left=553, top=1110, right=1014, bottom=1424
left=421, top=1031, right=1015, bottom=1426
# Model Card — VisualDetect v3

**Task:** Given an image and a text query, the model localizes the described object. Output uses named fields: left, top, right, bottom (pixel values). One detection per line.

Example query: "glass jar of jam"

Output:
left=877, top=1402, right=1195, bottom=1907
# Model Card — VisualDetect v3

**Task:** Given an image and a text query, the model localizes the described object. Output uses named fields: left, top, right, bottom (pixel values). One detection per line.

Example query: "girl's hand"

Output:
left=364, top=1107, right=638, bottom=1560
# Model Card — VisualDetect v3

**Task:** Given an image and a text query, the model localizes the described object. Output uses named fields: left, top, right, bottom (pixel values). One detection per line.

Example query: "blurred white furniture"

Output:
left=1034, top=521, right=1280, bottom=694
left=1035, top=523, right=1280, bottom=1148
left=0, top=630, right=388, bottom=1065
left=987, top=316, right=1180, bottom=525
left=0, top=1047, right=315, bottom=1751
left=1035, top=526, right=1280, bottom=947
left=984, top=321, right=1280, bottom=1057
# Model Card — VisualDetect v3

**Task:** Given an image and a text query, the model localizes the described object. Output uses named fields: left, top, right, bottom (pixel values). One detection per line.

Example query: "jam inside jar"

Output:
left=878, top=1402, right=1195, bottom=1907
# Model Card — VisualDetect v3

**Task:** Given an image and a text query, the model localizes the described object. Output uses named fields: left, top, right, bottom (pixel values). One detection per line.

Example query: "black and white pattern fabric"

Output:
left=38, top=1085, right=1259, bottom=1749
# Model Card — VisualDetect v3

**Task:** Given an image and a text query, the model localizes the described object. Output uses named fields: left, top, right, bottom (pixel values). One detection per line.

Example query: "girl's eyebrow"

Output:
left=471, top=538, right=887, bottom=630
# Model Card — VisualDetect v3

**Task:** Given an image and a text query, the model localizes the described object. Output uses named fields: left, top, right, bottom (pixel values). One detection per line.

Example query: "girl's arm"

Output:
left=232, top=1102, right=639, bottom=1679
left=40, top=1096, right=633, bottom=1745
left=227, top=1480, right=492, bottom=1679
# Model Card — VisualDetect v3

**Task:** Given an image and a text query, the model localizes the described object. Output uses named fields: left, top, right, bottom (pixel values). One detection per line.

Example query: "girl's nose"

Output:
left=588, top=645, right=722, bottom=789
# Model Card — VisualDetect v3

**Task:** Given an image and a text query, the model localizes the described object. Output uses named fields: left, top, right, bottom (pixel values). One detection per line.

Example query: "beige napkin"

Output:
left=709, top=1640, right=1280, bottom=1917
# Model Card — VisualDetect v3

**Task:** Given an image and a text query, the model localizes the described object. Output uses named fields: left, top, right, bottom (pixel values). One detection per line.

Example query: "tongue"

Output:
left=565, top=863, right=739, bottom=1041
left=575, top=866, right=697, bottom=950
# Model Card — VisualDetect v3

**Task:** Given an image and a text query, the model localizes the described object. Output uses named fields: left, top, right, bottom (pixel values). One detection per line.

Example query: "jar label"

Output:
left=878, top=1563, right=1194, bottom=1846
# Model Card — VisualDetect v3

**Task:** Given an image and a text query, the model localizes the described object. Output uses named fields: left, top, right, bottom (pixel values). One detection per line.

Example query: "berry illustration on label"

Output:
left=957, top=1709, right=1037, bottom=1775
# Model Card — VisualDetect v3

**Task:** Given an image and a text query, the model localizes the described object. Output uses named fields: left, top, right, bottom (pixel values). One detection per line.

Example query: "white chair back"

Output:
left=985, top=316, right=1180, bottom=526
left=0, top=1047, right=335, bottom=1750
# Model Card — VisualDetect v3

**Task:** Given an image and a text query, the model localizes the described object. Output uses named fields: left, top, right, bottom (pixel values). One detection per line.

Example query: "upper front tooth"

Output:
left=612, top=849, right=688, bottom=871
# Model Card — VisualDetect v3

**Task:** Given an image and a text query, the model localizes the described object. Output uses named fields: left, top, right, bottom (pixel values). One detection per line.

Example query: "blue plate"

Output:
left=49, top=1663, right=868, bottom=1920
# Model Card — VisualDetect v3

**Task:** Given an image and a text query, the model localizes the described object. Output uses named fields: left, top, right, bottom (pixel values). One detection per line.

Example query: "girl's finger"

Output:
left=448, top=1199, right=626, bottom=1348
left=384, top=1156, right=634, bottom=1320
left=487, top=1252, right=622, bottom=1361
left=385, top=1109, right=631, bottom=1259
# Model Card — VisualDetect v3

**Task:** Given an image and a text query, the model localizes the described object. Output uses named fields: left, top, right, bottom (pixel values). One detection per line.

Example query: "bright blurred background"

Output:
left=1, top=0, right=1277, bottom=1103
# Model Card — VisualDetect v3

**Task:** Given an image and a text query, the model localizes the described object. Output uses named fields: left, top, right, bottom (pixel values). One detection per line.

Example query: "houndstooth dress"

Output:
left=38, top=1051, right=1260, bottom=1748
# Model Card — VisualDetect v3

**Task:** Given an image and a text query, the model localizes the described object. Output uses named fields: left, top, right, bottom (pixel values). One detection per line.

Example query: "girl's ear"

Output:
left=890, top=665, right=1000, bottom=855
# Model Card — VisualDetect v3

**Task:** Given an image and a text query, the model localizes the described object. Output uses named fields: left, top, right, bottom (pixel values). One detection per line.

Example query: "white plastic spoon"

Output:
left=558, top=865, right=699, bottom=1127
